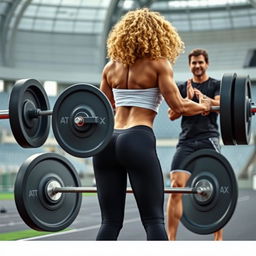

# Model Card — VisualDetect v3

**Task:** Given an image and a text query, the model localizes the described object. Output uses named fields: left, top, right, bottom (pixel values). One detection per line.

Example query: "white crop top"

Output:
left=113, top=87, right=163, bottom=113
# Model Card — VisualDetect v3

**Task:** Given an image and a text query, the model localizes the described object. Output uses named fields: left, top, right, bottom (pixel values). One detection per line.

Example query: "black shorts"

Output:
left=171, top=137, right=221, bottom=174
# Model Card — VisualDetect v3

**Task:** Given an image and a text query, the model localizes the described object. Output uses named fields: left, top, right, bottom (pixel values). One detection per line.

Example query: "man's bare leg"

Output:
left=214, top=229, right=223, bottom=241
left=166, top=171, right=191, bottom=240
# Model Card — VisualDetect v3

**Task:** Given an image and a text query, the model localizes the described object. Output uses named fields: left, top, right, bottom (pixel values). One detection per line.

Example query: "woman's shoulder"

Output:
left=105, top=58, right=169, bottom=66
left=146, top=57, right=170, bottom=64
left=137, top=57, right=172, bottom=72
left=103, top=60, right=117, bottom=73
left=104, top=60, right=115, bottom=68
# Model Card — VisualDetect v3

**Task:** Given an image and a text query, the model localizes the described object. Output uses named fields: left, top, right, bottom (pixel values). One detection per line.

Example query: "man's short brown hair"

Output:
left=188, top=48, right=209, bottom=64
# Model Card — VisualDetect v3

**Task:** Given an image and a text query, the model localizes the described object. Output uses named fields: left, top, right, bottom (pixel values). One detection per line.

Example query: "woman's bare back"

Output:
left=105, top=58, right=161, bottom=129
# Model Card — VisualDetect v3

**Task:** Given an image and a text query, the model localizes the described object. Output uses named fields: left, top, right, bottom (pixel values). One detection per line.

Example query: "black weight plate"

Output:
left=9, top=79, right=50, bottom=148
left=220, top=73, right=237, bottom=145
left=233, top=75, right=252, bottom=144
left=180, top=149, right=238, bottom=234
left=52, top=83, right=114, bottom=158
left=14, top=153, right=82, bottom=232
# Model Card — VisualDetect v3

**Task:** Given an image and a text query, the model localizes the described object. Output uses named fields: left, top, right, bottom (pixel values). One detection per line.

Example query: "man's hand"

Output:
left=199, top=94, right=211, bottom=116
left=194, top=88, right=212, bottom=116
left=193, top=88, right=205, bottom=99
left=186, top=79, right=194, bottom=99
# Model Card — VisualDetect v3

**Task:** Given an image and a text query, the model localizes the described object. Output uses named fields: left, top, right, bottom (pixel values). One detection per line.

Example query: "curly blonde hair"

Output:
left=107, top=8, right=184, bottom=65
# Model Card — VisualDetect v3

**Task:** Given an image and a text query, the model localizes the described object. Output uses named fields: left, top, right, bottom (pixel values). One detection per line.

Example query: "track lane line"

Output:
left=19, top=217, right=141, bottom=241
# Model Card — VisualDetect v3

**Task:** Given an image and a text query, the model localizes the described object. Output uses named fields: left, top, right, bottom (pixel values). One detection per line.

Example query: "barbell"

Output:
left=0, top=73, right=254, bottom=156
left=14, top=149, right=238, bottom=235
left=0, top=79, right=114, bottom=157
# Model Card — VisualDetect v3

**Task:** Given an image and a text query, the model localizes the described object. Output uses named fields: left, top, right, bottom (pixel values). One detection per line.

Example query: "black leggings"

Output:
left=92, top=125, right=168, bottom=240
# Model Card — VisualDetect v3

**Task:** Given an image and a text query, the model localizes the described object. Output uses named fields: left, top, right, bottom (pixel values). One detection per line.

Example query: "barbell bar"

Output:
left=14, top=150, right=238, bottom=234
left=0, top=109, right=100, bottom=122
left=5, top=104, right=255, bottom=119
left=0, top=109, right=53, bottom=119
left=45, top=182, right=212, bottom=212
left=48, top=184, right=209, bottom=195
left=211, top=105, right=256, bottom=113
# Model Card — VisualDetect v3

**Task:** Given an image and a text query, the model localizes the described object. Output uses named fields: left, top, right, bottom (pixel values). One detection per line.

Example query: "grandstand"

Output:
left=1, top=0, right=256, bottom=191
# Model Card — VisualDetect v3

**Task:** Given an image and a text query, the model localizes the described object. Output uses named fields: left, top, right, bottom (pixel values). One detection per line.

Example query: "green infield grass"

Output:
left=0, top=193, right=14, bottom=200
left=0, top=229, right=69, bottom=241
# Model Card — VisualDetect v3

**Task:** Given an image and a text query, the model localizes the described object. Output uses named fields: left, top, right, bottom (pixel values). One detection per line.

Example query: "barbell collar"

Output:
left=0, top=110, right=9, bottom=119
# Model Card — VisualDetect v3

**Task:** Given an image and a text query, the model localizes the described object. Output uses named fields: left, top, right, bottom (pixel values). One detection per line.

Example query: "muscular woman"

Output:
left=92, top=8, right=211, bottom=240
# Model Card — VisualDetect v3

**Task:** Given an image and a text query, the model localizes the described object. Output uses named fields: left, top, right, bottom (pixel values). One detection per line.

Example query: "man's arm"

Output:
left=186, top=79, right=194, bottom=100
left=168, top=79, right=194, bottom=120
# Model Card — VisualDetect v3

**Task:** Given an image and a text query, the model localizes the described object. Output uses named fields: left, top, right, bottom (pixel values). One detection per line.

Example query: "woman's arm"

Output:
left=157, top=59, right=211, bottom=116
left=99, top=64, right=115, bottom=110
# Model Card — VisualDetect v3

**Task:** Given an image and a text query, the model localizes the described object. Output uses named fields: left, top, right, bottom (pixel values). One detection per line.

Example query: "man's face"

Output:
left=189, top=55, right=208, bottom=77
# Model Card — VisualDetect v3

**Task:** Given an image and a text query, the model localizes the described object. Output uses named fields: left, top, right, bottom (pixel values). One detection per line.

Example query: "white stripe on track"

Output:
left=19, top=217, right=141, bottom=241
left=6, top=194, right=252, bottom=240
left=237, top=195, right=250, bottom=202
left=0, top=221, right=26, bottom=228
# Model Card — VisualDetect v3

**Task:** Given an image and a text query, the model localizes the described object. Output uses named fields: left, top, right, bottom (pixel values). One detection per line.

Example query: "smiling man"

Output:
left=166, top=48, right=223, bottom=241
